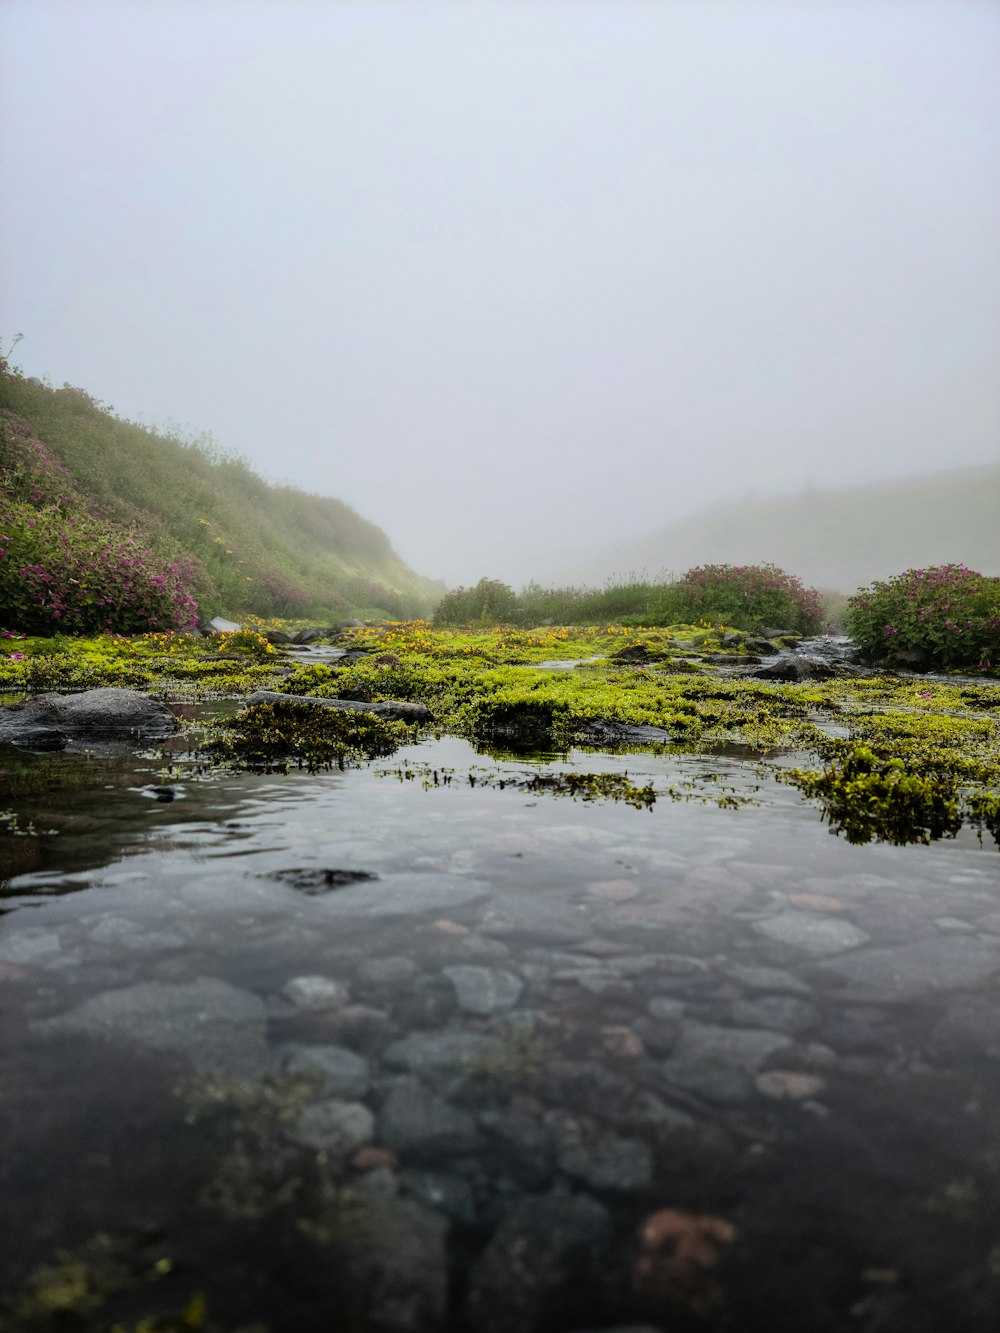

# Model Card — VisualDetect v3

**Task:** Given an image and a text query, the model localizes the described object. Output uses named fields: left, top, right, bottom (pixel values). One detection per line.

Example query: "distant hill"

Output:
left=576, top=465, right=1000, bottom=593
left=0, top=363, right=440, bottom=621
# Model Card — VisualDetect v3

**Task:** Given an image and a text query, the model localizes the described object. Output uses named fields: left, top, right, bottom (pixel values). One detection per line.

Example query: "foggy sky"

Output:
left=2, top=1, right=998, bottom=587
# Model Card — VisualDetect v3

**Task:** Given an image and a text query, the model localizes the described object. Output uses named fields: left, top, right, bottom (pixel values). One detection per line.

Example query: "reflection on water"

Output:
left=1, top=732, right=999, bottom=1332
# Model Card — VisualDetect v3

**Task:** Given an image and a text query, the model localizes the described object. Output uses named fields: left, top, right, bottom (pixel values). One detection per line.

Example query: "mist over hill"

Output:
left=0, top=364, right=440, bottom=623
left=564, top=465, right=1000, bottom=594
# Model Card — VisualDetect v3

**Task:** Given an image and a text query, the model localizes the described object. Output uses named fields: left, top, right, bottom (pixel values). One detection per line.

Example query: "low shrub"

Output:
left=646, top=564, right=823, bottom=634
left=0, top=502, right=198, bottom=633
left=846, top=565, right=1000, bottom=671
left=433, top=578, right=519, bottom=626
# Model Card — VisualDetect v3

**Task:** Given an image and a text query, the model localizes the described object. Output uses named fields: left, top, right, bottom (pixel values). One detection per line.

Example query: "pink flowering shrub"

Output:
left=846, top=565, right=1000, bottom=671
left=651, top=564, right=824, bottom=634
left=0, top=502, right=198, bottom=633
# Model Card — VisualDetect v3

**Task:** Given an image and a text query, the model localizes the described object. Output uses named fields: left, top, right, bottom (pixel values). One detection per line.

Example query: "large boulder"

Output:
left=0, top=688, right=178, bottom=750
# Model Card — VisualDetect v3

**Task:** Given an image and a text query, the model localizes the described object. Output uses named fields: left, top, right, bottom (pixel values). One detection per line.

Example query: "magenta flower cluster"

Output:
left=1, top=411, right=200, bottom=633
left=847, top=565, right=1000, bottom=671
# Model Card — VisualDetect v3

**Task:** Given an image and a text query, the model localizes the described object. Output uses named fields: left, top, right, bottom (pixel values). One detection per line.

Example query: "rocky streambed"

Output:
left=1, top=631, right=999, bottom=1333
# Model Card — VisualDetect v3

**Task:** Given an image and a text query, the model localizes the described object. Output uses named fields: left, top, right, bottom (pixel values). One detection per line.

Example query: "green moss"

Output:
left=202, top=702, right=413, bottom=772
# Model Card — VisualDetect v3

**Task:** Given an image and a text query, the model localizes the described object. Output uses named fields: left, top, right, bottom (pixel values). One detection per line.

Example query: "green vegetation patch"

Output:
left=202, top=701, right=413, bottom=772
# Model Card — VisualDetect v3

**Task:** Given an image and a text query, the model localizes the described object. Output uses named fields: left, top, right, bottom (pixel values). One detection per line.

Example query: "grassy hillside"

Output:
left=579, top=465, right=1000, bottom=592
left=0, top=360, right=440, bottom=626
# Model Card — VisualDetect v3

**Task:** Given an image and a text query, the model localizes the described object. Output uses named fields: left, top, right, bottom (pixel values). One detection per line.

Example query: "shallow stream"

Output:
left=1, top=709, right=999, bottom=1331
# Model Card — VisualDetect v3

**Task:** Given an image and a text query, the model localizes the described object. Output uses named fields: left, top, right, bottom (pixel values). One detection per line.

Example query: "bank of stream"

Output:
left=1, top=625, right=999, bottom=1333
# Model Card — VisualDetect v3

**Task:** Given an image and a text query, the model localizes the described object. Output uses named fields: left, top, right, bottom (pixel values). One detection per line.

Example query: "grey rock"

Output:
left=290, top=1099, right=374, bottom=1154
left=659, top=1059, right=755, bottom=1105
left=479, top=1108, right=557, bottom=1189
left=754, top=912, right=870, bottom=955
left=337, top=1196, right=449, bottom=1333
left=672, top=1021, right=793, bottom=1070
left=282, top=974, right=350, bottom=1010
left=399, top=1167, right=476, bottom=1223
left=205, top=616, right=242, bottom=633
left=554, top=1121, right=653, bottom=1193
left=752, top=655, right=840, bottom=681
left=731, top=996, right=820, bottom=1035
left=378, top=1077, right=479, bottom=1158
left=646, top=997, right=686, bottom=1021
left=468, top=1194, right=612, bottom=1332
left=382, top=1029, right=504, bottom=1074
left=930, top=998, right=1000, bottom=1062
left=33, top=976, right=268, bottom=1075
left=276, top=1043, right=370, bottom=1097
left=0, top=929, right=61, bottom=963
left=443, top=964, right=524, bottom=1015
left=820, top=936, right=1000, bottom=1001
left=0, top=688, right=177, bottom=749
left=727, top=963, right=812, bottom=995
left=244, top=689, right=430, bottom=724
left=357, top=955, right=420, bottom=986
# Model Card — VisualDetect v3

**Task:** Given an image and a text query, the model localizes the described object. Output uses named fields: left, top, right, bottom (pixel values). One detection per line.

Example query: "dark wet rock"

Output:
left=630, top=1016, right=680, bottom=1059
left=334, top=1196, right=449, bottom=1333
left=819, top=936, right=1000, bottom=1001
left=0, top=688, right=177, bottom=750
left=479, top=1108, right=557, bottom=1190
left=267, top=866, right=378, bottom=896
left=263, top=628, right=293, bottom=644
left=382, top=1029, right=505, bottom=1074
left=319, top=1003, right=395, bottom=1049
left=292, top=627, right=325, bottom=644
left=390, top=975, right=457, bottom=1029
left=33, top=977, right=268, bottom=1075
left=730, top=995, right=820, bottom=1035
left=290, top=1099, right=375, bottom=1154
left=551, top=1115, right=654, bottom=1193
left=893, top=648, right=932, bottom=670
left=574, top=719, right=673, bottom=745
left=467, top=1193, right=612, bottom=1333
left=378, top=1077, right=480, bottom=1158
left=753, top=912, right=870, bottom=955
left=726, top=962, right=812, bottom=995
left=245, top=688, right=431, bottom=724
left=276, top=1043, right=370, bottom=1098
left=752, top=655, right=840, bottom=681
left=443, top=964, right=524, bottom=1015
left=646, top=996, right=686, bottom=1021
left=819, top=1007, right=896, bottom=1055
left=399, top=1167, right=477, bottom=1224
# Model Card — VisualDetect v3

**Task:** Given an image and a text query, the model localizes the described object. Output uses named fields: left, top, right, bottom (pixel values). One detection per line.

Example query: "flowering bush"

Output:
left=434, top=578, right=519, bottom=626
left=650, top=564, right=824, bottom=634
left=846, top=565, right=1000, bottom=671
left=0, top=502, right=198, bottom=633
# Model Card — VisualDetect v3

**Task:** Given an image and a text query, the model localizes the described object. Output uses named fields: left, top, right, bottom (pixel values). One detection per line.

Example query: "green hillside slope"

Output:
left=582, top=466, right=1000, bottom=592
left=0, top=361, right=439, bottom=626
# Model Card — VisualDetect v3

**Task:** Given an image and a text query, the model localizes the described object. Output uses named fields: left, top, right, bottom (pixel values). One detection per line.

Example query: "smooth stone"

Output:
left=378, top=1077, right=479, bottom=1158
left=335, top=1196, right=449, bottom=1333
left=646, top=997, right=686, bottom=1022
left=442, top=965, right=524, bottom=1015
left=672, top=1021, right=793, bottom=1070
left=0, top=930, right=61, bottom=964
left=313, top=872, right=489, bottom=918
left=357, top=956, right=420, bottom=986
left=820, top=937, right=1000, bottom=1001
left=753, top=913, right=870, bottom=955
left=726, top=963, right=812, bottom=995
left=276, top=1043, right=370, bottom=1098
left=659, top=1059, right=755, bottom=1105
left=283, top=975, right=351, bottom=1010
left=290, top=1099, right=374, bottom=1155
left=33, top=976, right=268, bottom=1075
left=382, top=1030, right=504, bottom=1074
left=556, top=1126, right=654, bottom=1193
left=755, top=1070, right=826, bottom=1101
left=731, top=996, right=820, bottom=1035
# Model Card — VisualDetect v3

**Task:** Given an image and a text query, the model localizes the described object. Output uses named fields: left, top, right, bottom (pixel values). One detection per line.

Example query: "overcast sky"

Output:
left=2, top=1, right=998, bottom=586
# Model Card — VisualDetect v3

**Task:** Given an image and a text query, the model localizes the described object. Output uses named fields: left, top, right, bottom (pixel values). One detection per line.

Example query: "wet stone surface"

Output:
left=1, top=732, right=1000, bottom=1331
